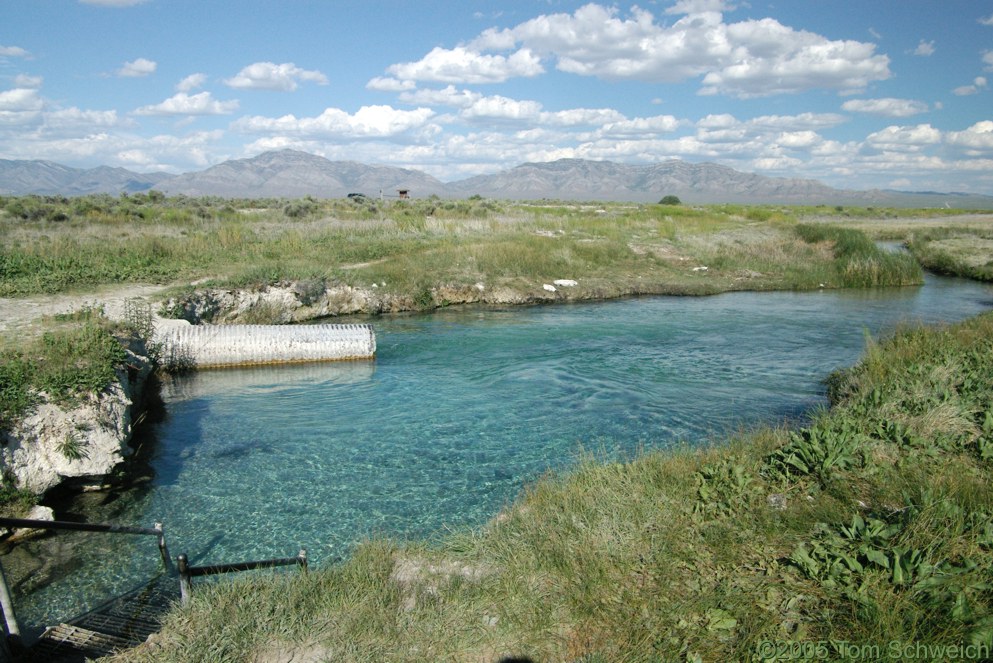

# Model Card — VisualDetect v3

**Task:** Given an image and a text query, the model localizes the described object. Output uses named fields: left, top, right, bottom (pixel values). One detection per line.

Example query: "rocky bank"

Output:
left=156, top=276, right=697, bottom=325
left=0, top=341, right=154, bottom=495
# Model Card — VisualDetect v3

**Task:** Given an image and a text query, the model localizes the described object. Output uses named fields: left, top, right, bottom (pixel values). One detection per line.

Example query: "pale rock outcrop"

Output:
left=0, top=344, right=153, bottom=494
left=162, top=283, right=407, bottom=323
left=160, top=277, right=596, bottom=327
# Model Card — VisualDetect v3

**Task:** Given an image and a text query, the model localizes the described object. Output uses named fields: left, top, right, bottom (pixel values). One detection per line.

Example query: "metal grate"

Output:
left=27, top=624, right=133, bottom=662
left=73, top=612, right=161, bottom=643
left=23, top=579, right=179, bottom=661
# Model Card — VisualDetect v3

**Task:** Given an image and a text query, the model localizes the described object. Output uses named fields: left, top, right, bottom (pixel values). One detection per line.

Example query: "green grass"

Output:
left=0, top=307, right=131, bottom=430
left=0, top=195, right=987, bottom=659
left=907, top=228, right=993, bottom=282
left=0, top=195, right=948, bottom=304
left=0, top=306, right=148, bottom=507
left=792, top=205, right=986, bottom=221
left=793, top=223, right=924, bottom=287
left=109, top=311, right=993, bottom=663
left=0, top=485, right=37, bottom=517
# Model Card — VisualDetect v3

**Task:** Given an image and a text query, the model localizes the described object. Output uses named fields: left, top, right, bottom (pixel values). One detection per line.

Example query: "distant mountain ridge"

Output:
left=447, top=158, right=843, bottom=203
left=0, top=158, right=171, bottom=195
left=2, top=150, right=992, bottom=208
left=155, top=150, right=448, bottom=198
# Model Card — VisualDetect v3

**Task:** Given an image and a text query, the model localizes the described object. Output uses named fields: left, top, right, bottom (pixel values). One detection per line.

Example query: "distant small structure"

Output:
left=397, top=189, right=410, bottom=199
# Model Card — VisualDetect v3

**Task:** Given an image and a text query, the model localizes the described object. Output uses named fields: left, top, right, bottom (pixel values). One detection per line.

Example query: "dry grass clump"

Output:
left=3, top=195, right=945, bottom=303
left=908, top=228, right=993, bottom=282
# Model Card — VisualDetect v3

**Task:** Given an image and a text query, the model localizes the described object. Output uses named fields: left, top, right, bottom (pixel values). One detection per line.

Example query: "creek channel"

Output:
left=6, top=272, right=993, bottom=634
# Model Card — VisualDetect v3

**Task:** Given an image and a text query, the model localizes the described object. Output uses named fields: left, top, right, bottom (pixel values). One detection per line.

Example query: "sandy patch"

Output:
left=0, top=283, right=170, bottom=336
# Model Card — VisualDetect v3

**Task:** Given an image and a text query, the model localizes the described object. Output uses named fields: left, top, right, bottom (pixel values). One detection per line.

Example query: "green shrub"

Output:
left=766, top=418, right=864, bottom=485
left=0, top=351, right=36, bottom=428
left=0, top=317, right=130, bottom=427
left=57, top=431, right=88, bottom=460
left=794, top=224, right=923, bottom=287
left=37, top=322, right=127, bottom=399
left=0, top=485, right=37, bottom=515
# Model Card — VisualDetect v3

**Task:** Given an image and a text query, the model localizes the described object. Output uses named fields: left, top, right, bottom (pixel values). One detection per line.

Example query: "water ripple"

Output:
left=10, top=275, right=993, bottom=629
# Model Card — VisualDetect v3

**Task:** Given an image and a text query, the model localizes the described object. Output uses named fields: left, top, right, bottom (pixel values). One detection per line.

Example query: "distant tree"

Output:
left=659, top=195, right=682, bottom=205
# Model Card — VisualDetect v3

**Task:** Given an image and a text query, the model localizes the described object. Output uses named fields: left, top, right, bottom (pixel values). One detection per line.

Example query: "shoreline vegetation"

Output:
left=111, top=310, right=993, bottom=662
left=0, top=195, right=961, bottom=305
left=0, top=195, right=991, bottom=660
left=0, top=195, right=948, bottom=436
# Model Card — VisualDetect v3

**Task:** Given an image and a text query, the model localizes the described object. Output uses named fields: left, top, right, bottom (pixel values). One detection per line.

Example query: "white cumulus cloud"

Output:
left=399, top=85, right=482, bottom=108
left=134, top=92, right=239, bottom=116
left=177, top=73, right=208, bottom=92
left=387, top=46, right=544, bottom=84
left=865, top=124, right=942, bottom=151
left=953, top=76, right=989, bottom=96
left=549, top=108, right=628, bottom=127
left=452, top=3, right=890, bottom=97
left=751, top=156, right=804, bottom=170
left=14, top=74, right=43, bottom=89
left=0, top=45, right=31, bottom=58
left=366, top=77, right=417, bottom=92
left=775, top=130, right=822, bottom=148
left=42, top=107, right=135, bottom=134
left=117, top=58, right=157, bottom=77
left=700, top=22, right=890, bottom=97
left=232, top=105, right=436, bottom=139
left=913, top=40, right=935, bottom=56
left=745, top=112, right=848, bottom=130
left=0, top=88, right=44, bottom=111
left=666, top=0, right=734, bottom=15
left=686, top=112, right=844, bottom=162
left=842, top=98, right=929, bottom=117
left=224, top=62, right=329, bottom=91
left=461, top=95, right=543, bottom=121
left=452, top=91, right=629, bottom=128
left=596, top=115, right=681, bottom=136
left=697, top=114, right=738, bottom=129
left=946, top=121, right=993, bottom=153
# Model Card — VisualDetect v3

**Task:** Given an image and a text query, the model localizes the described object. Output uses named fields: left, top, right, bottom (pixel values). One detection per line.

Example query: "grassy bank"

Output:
left=907, top=228, right=993, bottom=282
left=108, top=311, right=993, bottom=663
left=0, top=306, right=132, bottom=430
left=0, top=196, right=932, bottom=305
left=0, top=305, right=150, bottom=515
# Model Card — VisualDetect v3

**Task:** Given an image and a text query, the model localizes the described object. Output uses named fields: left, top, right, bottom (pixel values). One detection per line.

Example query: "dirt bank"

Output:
left=0, top=284, right=170, bottom=336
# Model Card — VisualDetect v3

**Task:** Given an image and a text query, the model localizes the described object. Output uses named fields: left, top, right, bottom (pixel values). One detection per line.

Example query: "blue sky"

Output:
left=2, top=0, right=992, bottom=193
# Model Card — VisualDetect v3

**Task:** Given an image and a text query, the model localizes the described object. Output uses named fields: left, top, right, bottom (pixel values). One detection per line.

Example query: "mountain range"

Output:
left=2, top=150, right=991, bottom=208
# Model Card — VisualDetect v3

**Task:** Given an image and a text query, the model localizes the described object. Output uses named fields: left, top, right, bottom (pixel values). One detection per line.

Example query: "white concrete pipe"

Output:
left=155, top=322, right=376, bottom=368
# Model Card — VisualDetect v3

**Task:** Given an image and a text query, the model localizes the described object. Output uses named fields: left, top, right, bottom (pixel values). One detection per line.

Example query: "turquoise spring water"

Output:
left=6, top=274, right=993, bottom=633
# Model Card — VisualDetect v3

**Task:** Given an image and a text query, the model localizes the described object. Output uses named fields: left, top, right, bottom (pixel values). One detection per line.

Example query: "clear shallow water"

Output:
left=7, top=274, right=993, bottom=632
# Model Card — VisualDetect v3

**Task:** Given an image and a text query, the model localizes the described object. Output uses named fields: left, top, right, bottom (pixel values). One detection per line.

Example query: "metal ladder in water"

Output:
left=0, top=517, right=307, bottom=662
left=24, top=577, right=177, bottom=662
